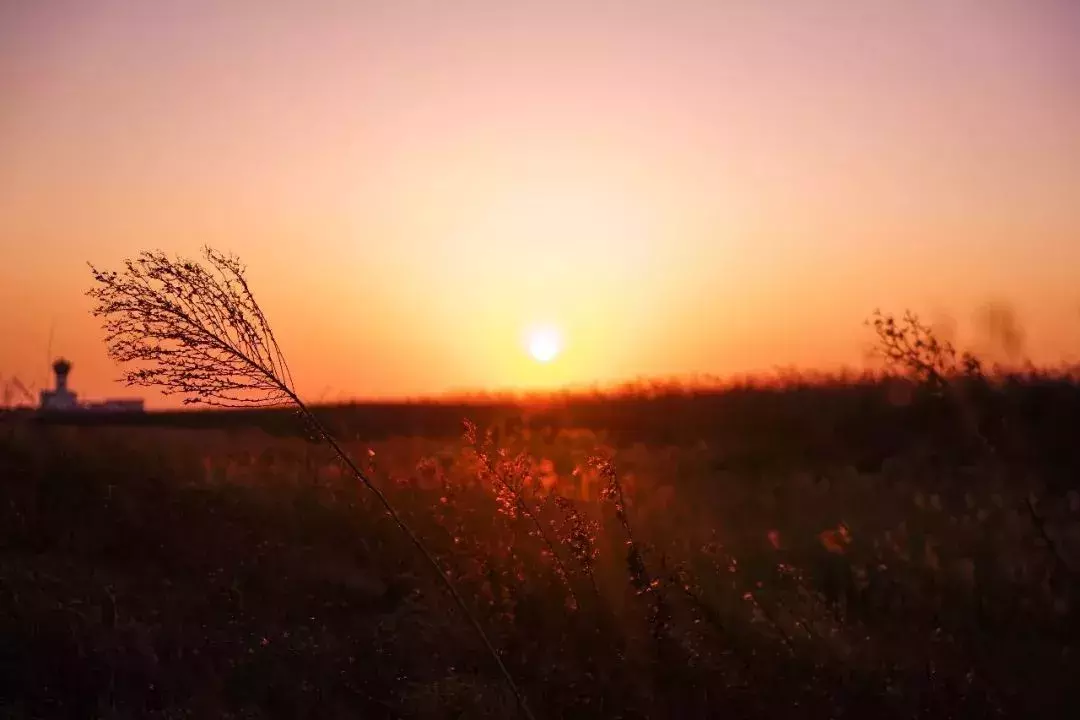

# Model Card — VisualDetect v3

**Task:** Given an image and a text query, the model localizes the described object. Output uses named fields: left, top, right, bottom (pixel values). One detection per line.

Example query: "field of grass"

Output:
left=3, top=366, right=1080, bottom=719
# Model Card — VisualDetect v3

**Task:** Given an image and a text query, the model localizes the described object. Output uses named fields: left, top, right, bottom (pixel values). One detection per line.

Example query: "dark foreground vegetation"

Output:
left=5, top=252, right=1080, bottom=717
left=4, top=357, right=1080, bottom=718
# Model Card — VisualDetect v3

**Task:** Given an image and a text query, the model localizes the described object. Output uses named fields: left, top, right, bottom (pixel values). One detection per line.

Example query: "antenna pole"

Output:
left=46, top=319, right=55, bottom=386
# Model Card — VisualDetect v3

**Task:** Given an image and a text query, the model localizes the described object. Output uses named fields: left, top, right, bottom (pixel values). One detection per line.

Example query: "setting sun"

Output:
left=526, top=326, right=563, bottom=364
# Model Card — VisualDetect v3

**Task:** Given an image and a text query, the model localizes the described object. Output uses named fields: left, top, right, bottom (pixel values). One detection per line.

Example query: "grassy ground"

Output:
left=2, top=373, right=1080, bottom=718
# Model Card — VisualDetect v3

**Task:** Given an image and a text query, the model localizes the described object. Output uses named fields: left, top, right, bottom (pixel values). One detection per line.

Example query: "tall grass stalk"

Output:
left=87, top=246, right=535, bottom=719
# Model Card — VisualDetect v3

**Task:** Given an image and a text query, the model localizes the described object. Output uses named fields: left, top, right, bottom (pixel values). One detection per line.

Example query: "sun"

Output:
left=526, top=325, right=562, bottom=363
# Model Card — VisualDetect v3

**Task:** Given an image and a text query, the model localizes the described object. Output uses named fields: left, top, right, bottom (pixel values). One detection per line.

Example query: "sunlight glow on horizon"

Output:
left=526, top=325, right=563, bottom=364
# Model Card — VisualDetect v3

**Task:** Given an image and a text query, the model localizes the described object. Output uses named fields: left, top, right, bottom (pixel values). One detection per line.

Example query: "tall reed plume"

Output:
left=87, top=246, right=534, bottom=718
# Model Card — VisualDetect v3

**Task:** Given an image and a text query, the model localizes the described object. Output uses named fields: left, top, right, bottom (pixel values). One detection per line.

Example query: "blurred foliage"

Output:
left=4, top=350, right=1080, bottom=717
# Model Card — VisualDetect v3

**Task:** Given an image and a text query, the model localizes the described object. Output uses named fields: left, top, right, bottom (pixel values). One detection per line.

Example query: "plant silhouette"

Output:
left=87, top=246, right=535, bottom=718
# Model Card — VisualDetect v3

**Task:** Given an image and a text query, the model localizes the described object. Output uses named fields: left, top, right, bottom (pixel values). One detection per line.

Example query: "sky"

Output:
left=2, top=0, right=1079, bottom=405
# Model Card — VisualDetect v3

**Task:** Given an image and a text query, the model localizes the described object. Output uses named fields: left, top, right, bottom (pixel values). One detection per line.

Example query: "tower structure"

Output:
left=39, top=358, right=78, bottom=411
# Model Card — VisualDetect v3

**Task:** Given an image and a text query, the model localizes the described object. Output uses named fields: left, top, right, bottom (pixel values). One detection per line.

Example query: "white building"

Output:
left=38, top=358, right=145, bottom=413
left=39, top=358, right=78, bottom=411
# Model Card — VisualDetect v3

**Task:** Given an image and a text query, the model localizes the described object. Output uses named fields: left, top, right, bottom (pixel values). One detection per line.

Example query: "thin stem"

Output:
left=292, top=395, right=536, bottom=720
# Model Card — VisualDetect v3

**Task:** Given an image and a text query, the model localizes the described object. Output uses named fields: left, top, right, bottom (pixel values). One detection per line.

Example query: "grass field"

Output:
left=3, top=367, right=1080, bottom=719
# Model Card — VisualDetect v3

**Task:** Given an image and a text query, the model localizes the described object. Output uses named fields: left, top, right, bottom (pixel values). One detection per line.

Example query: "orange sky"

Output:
left=2, top=0, right=1080, bottom=406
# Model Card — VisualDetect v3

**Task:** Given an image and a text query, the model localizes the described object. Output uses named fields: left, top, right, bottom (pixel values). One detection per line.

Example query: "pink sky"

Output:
left=2, top=0, right=1079, bottom=405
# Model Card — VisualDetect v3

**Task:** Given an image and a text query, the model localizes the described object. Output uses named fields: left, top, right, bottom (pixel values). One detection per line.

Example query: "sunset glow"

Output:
left=527, top=326, right=563, bottom=364
left=2, top=1, right=1079, bottom=406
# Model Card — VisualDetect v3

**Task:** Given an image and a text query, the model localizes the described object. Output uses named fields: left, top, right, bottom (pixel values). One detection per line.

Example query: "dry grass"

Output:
left=2, top=250, right=1074, bottom=717
left=4, top=358, right=1080, bottom=718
